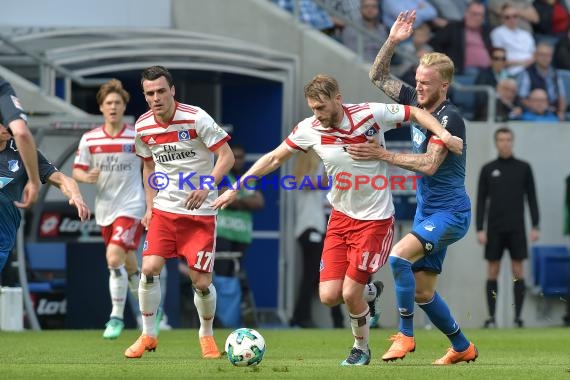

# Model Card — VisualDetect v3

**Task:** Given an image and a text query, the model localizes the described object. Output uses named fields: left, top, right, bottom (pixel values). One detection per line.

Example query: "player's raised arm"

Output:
left=212, top=142, right=294, bottom=210
left=369, top=10, right=416, bottom=101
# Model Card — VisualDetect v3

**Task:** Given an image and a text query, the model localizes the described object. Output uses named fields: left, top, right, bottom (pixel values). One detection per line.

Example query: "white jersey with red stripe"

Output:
left=134, top=102, right=230, bottom=216
left=286, top=103, right=410, bottom=220
left=73, top=124, right=145, bottom=226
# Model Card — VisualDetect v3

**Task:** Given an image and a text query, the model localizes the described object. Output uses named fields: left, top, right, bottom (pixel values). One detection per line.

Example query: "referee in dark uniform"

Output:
left=476, top=126, right=540, bottom=328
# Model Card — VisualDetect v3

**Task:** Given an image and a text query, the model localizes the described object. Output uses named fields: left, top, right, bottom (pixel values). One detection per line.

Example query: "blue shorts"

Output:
left=411, top=210, right=471, bottom=274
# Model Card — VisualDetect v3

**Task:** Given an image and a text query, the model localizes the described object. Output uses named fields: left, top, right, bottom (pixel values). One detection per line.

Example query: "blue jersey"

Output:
left=397, top=86, right=470, bottom=215
left=0, top=77, right=27, bottom=126
left=0, top=138, right=57, bottom=251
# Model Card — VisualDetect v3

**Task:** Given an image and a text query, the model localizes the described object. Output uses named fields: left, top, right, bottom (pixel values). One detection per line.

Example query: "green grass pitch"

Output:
left=0, top=327, right=568, bottom=379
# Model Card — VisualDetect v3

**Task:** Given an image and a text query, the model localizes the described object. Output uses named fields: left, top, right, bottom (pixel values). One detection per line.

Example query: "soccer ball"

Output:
left=224, top=328, right=266, bottom=366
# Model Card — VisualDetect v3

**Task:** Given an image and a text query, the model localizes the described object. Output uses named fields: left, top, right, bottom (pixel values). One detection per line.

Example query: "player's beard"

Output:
left=418, top=90, right=442, bottom=111
left=320, top=109, right=342, bottom=129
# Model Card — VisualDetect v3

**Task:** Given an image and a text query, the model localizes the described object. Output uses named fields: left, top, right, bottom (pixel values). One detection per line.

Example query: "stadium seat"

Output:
left=24, top=243, right=67, bottom=293
left=557, top=69, right=570, bottom=117
left=531, top=245, right=570, bottom=296
left=539, top=254, right=570, bottom=296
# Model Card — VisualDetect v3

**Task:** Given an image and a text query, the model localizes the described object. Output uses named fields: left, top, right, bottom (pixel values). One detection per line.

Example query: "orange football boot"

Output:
left=382, top=332, right=416, bottom=361
left=199, top=336, right=221, bottom=359
left=124, top=335, right=158, bottom=359
left=433, top=342, right=478, bottom=365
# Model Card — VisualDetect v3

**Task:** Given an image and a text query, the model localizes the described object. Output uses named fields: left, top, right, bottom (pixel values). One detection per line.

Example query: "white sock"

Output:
left=158, top=265, right=168, bottom=312
left=362, top=283, right=376, bottom=303
left=349, top=306, right=370, bottom=351
left=128, top=270, right=140, bottom=300
left=194, top=283, right=216, bottom=337
left=139, top=274, right=161, bottom=337
left=109, top=265, right=128, bottom=319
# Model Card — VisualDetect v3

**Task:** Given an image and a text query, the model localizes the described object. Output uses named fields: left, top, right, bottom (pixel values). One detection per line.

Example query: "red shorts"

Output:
left=320, top=209, right=394, bottom=284
left=144, top=208, right=216, bottom=273
left=100, top=216, right=144, bottom=251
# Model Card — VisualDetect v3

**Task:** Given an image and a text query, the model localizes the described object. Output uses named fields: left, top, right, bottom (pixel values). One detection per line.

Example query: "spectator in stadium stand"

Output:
left=428, top=0, right=470, bottom=23
left=519, top=88, right=560, bottom=121
left=273, top=0, right=336, bottom=35
left=517, top=42, right=567, bottom=120
left=487, top=78, right=524, bottom=122
left=430, top=1, right=492, bottom=75
left=532, top=0, right=570, bottom=40
left=473, top=48, right=512, bottom=120
left=490, top=3, right=536, bottom=76
left=553, top=25, right=570, bottom=69
left=382, top=0, right=447, bottom=29
left=321, top=0, right=362, bottom=40
left=342, top=0, right=389, bottom=62
left=488, top=0, right=539, bottom=32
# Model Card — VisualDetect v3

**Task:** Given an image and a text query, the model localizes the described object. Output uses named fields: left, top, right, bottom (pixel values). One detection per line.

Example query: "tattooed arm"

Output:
left=369, top=10, right=416, bottom=101
left=349, top=138, right=448, bottom=176
left=382, top=142, right=448, bottom=176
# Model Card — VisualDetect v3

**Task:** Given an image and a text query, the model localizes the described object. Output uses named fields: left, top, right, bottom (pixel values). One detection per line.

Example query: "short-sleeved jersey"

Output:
left=74, top=124, right=145, bottom=226
left=0, top=139, right=57, bottom=251
left=398, top=86, right=471, bottom=215
left=0, top=77, right=27, bottom=125
left=285, top=103, right=410, bottom=220
left=134, top=102, right=230, bottom=215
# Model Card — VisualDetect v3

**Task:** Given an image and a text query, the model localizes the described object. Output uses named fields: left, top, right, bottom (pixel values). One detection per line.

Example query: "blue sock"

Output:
left=418, top=292, right=470, bottom=352
left=389, top=256, right=415, bottom=337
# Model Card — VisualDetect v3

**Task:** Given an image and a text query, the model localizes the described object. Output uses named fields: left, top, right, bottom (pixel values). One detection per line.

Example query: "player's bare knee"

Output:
left=389, top=243, right=406, bottom=258
left=320, top=292, right=341, bottom=307
left=415, top=288, right=434, bottom=303
left=140, top=265, right=162, bottom=278
left=192, top=278, right=211, bottom=292
left=342, top=295, right=360, bottom=311
left=106, top=256, right=123, bottom=268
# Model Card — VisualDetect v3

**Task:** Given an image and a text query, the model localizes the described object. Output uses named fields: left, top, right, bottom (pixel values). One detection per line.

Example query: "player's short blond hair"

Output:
left=419, top=52, right=455, bottom=83
left=304, top=74, right=340, bottom=101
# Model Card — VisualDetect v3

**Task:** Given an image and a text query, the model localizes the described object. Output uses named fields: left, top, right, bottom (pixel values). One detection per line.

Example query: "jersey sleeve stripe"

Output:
left=73, top=163, right=89, bottom=170
left=403, top=105, right=411, bottom=121
left=285, top=137, right=307, bottom=152
left=208, top=135, right=231, bottom=152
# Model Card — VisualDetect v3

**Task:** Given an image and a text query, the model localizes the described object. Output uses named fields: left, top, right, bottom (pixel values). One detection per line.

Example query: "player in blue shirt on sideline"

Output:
left=348, top=10, right=478, bottom=365
left=0, top=123, right=91, bottom=271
